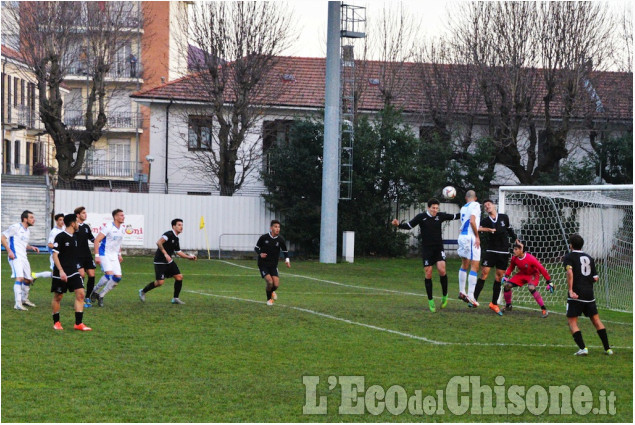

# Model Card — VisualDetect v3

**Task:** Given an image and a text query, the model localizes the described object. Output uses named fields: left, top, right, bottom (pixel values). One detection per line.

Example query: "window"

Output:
left=20, top=79, right=25, bottom=106
left=108, top=139, right=131, bottom=177
left=13, top=77, right=18, bottom=106
left=262, top=119, right=293, bottom=173
left=188, top=116, right=213, bottom=151
left=14, top=140, right=20, bottom=167
left=3, top=139, right=11, bottom=173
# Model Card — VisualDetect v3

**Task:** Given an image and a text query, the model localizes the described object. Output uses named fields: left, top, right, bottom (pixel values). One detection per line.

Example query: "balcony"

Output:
left=64, top=110, right=143, bottom=131
left=2, top=105, right=45, bottom=133
left=66, top=61, right=144, bottom=81
left=80, top=160, right=142, bottom=179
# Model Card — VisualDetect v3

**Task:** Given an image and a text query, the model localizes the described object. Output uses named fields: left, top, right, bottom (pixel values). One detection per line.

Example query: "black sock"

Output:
left=597, top=328, right=610, bottom=351
left=86, top=276, right=95, bottom=297
left=424, top=278, right=433, bottom=300
left=143, top=281, right=156, bottom=293
left=75, top=311, right=83, bottom=325
left=53, top=312, right=60, bottom=324
left=266, top=282, right=274, bottom=300
left=173, top=280, right=183, bottom=298
left=440, top=275, right=448, bottom=296
left=273, top=285, right=279, bottom=293
left=474, top=278, right=485, bottom=301
left=572, top=331, right=586, bottom=350
left=492, top=280, right=502, bottom=305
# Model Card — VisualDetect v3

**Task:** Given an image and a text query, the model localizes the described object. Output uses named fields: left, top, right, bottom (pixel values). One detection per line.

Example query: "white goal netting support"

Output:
left=499, top=185, right=633, bottom=312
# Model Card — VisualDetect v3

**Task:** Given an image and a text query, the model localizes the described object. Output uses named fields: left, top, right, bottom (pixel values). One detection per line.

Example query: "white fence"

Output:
left=55, top=190, right=276, bottom=252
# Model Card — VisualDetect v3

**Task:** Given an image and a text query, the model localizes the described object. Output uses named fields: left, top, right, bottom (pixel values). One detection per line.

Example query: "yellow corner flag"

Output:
left=199, top=216, right=205, bottom=230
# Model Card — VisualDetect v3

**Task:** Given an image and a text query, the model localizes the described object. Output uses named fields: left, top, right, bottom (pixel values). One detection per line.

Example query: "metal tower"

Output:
left=339, top=3, right=365, bottom=200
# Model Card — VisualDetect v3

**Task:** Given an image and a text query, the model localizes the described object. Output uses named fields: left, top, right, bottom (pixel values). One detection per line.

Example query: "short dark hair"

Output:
left=21, top=210, right=33, bottom=221
left=569, top=234, right=584, bottom=250
left=513, top=240, right=527, bottom=252
left=54, top=213, right=65, bottom=221
left=427, top=198, right=440, bottom=207
left=63, top=213, right=77, bottom=227
left=112, top=209, right=123, bottom=218
left=270, top=219, right=281, bottom=227
left=172, top=218, right=183, bottom=227
left=483, top=199, right=495, bottom=205
left=74, top=206, right=85, bottom=215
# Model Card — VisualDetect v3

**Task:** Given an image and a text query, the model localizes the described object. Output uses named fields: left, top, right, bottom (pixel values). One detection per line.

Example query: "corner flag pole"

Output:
left=200, top=216, right=210, bottom=259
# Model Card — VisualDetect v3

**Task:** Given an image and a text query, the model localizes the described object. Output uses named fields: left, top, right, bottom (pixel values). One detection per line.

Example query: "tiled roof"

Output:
left=1, top=44, right=23, bottom=62
left=131, top=56, right=632, bottom=121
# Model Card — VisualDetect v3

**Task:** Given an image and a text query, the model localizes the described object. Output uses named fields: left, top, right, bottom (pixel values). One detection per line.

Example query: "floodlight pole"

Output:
left=320, top=1, right=341, bottom=264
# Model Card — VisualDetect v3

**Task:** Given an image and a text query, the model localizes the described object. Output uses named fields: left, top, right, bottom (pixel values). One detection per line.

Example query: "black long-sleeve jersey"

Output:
left=480, top=213, right=516, bottom=253
left=75, top=222, right=95, bottom=258
left=254, top=233, right=289, bottom=267
left=398, top=211, right=459, bottom=247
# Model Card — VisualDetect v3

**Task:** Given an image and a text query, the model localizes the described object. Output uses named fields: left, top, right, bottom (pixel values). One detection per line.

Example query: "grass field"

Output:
left=2, top=254, right=632, bottom=422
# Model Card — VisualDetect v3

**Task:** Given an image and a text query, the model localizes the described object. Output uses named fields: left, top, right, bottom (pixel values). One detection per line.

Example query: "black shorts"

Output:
left=51, top=273, right=84, bottom=294
left=259, top=264, right=279, bottom=278
left=154, top=262, right=181, bottom=281
left=566, top=299, right=599, bottom=318
left=481, top=251, right=510, bottom=270
left=78, top=256, right=96, bottom=270
left=421, top=246, right=446, bottom=267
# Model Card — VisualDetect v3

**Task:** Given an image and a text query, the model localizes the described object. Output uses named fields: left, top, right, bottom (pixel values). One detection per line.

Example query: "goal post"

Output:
left=498, top=185, right=633, bottom=312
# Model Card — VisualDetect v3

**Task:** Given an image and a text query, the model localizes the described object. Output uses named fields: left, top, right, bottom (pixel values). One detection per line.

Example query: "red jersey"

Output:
left=505, top=252, right=551, bottom=281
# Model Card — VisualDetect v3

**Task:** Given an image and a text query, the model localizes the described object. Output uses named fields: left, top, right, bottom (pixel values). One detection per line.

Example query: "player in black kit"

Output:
left=475, top=199, right=518, bottom=315
left=74, top=207, right=96, bottom=308
left=51, top=214, right=92, bottom=331
left=254, top=220, right=290, bottom=306
left=392, top=198, right=459, bottom=312
left=138, top=219, right=197, bottom=304
left=564, top=234, right=613, bottom=356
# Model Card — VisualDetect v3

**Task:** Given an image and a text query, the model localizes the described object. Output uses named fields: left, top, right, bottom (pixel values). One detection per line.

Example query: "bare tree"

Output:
left=6, top=1, right=143, bottom=182
left=176, top=2, right=293, bottom=196
left=420, top=1, right=617, bottom=185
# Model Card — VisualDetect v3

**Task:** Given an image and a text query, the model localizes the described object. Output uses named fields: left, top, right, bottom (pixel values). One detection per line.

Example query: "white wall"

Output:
left=55, top=190, right=276, bottom=252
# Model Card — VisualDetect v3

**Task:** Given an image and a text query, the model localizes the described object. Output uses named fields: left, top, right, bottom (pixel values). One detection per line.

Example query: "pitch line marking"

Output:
left=218, top=260, right=633, bottom=326
left=187, top=290, right=632, bottom=350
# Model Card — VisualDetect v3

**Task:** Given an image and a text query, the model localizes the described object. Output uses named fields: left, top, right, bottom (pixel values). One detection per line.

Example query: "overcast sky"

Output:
left=283, top=0, right=449, bottom=58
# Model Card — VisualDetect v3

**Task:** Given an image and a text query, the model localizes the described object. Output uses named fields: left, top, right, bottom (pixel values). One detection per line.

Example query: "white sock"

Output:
left=467, top=271, right=478, bottom=298
left=93, top=276, right=109, bottom=295
left=33, top=271, right=52, bottom=278
left=100, top=279, right=119, bottom=297
left=14, top=282, right=22, bottom=306
left=21, top=283, right=31, bottom=300
left=458, top=269, right=467, bottom=294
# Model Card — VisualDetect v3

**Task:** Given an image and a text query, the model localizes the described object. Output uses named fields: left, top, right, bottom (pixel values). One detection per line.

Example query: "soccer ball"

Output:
left=442, top=186, right=456, bottom=200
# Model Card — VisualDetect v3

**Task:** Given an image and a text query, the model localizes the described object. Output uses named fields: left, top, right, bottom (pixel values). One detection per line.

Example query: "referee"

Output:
left=139, top=219, right=197, bottom=304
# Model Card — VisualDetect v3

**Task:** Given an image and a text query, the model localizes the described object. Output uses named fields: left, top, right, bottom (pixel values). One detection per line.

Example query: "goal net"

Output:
left=498, top=185, right=633, bottom=312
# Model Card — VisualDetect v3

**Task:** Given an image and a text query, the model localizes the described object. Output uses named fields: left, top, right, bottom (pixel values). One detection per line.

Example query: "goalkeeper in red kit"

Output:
left=502, top=241, right=553, bottom=317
